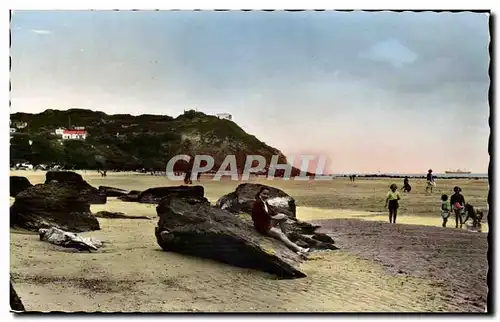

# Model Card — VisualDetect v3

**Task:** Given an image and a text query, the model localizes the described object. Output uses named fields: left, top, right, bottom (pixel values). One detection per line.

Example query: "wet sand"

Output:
left=10, top=171, right=488, bottom=312
left=313, top=218, right=487, bottom=312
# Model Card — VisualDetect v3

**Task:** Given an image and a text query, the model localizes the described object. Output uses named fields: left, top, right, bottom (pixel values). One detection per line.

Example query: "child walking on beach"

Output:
left=385, top=184, right=401, bottom=224
left=440, top=194, right=451, bottom=227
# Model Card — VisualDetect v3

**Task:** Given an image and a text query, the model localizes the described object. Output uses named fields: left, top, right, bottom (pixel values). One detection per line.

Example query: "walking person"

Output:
left=425, top=169, right=436, bottom=193
left=440, top=194, right=451, bottom=227
left=384, top=183, right=401, bottom=224
left=450, top=186, right=466, bottom=228
left=252, top=187, right=309, bottom=255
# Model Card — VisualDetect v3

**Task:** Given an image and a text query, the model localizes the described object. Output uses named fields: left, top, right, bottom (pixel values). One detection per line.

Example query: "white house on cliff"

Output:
left=216, top=113, right=232, bottom=121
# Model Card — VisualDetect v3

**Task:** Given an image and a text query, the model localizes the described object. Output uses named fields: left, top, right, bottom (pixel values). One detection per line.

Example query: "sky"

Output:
left=10, top=10, right=490, bottom=173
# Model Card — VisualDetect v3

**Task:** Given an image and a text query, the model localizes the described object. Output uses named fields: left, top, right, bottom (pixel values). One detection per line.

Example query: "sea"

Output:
left=334, top=173, right=488, bottom=179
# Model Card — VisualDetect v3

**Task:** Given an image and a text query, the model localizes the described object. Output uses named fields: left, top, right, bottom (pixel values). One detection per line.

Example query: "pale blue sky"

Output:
left=10, top=10, right=490, bottom=173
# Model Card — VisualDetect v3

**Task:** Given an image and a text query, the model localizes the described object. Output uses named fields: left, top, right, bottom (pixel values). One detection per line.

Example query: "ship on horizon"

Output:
left=444, top=169, right=472, bottom=174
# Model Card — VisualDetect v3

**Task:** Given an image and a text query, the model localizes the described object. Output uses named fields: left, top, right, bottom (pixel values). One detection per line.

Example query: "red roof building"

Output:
left=63, top=130, right=86, bottom=135
left=62, top=129, right=87, bottom=140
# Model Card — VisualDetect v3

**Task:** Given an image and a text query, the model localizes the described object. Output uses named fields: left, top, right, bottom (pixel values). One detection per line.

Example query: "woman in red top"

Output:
left=252, top=187, right=309, bottom=255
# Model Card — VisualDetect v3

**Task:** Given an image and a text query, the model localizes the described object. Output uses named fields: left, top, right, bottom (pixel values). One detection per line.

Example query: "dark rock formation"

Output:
left=10, top=281, right=25, bottom=312
left=138, top=185, right=206, bottom=204
left=10, top=176, right=33, bottom=198
left=118, top=190, right=142, bottom=202
left=215, top=184, right=336, bottom=251
left=45, top=170, right=87, bottom=186
left=45, top=171, right=106, bottom=204
left=155, top=197, right=306, bottom=279
left=215, top=183, right=297, bottom=218
left=289, top=220, right=322, bottom=235
left=288, top=232, right=338, bottom=250
left=10, top=182, right=100, bottom=232
left=312, top=232, right=335, bottom=244
left=98, top=185, right=129, bottom=197
left=94, top=211, right=151, bottom=220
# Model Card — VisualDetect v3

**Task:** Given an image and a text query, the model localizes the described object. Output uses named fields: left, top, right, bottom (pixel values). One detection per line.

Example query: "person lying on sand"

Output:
left=251, top=187, right=309, bottom=256
left=451, top=186, right=466, bottom=228
left=440, top=194, right=451, bottom=227
left=384, top=184, right=401, bottom=224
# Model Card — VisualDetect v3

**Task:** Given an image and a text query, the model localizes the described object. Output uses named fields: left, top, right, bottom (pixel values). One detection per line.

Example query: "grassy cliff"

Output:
left=10, top=109, right=301, bottom=175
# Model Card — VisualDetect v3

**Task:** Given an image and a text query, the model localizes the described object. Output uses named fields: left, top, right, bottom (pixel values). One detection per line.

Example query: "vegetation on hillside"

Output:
left=10, top=109, right=305, bottom=175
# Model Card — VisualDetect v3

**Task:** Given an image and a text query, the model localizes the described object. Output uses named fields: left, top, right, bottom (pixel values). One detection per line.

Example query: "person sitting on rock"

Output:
left=252, top=187, right=309, bottom=255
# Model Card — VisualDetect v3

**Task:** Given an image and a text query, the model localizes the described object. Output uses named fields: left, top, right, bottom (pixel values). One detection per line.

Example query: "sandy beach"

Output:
left=10, top=170, right=489, bottom=312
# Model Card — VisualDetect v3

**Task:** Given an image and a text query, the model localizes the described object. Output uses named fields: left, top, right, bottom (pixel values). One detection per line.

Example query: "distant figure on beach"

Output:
left=402, top=176, right=412, bottom=192
left=451, top=186, right=466, bottom=228
left=183, top=157, right=195, bottom=184
left=426, top=169, right=436, bottom=193
left=252, top=187, right=309, bottom=256
left=183, top=171, right=193, bottom=184
left=440, top=194, right=451, bottom=227
left=384, top=183, right=401, bottom=224
left=349, top=174, right=356, bottom=182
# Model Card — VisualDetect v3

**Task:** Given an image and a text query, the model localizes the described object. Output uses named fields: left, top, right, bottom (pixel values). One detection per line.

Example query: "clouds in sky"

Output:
left=30, top=29, right=52, bottom=35
left=10, top=10, right=490, bottom=173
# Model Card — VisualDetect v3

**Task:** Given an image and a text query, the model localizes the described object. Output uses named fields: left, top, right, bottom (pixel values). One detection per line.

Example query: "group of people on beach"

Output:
left=401, top=169, right=437, bottom=194
left=251, top=170, right=478, bottom=255
left=440, top=186, right=467, bottom=228
left=383, top=170, right=432, bottom=224
left=384, top=169, right=470, bottom=228
left=384, top=182, right=468, bottom=227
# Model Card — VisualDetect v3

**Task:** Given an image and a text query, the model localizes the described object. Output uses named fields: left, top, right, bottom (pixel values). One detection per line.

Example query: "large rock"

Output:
left=215, top=184, right=336, bottom=250
left=138, top=185, right=206, bottom=204
left=94, top=211, right=151, bottom=220
left=10, top=182, right=100, bottom=233
left=311, top=232, right=335, bottom=244
left=155, top=197, right=307, bottom=279
left=118, top=190, right=142, bottom=202
left=215, top=183, right=297, bottom=218
left=290, top=220, right=322, bottom=235
left=10, top=176, right=33, bottom=197
left=10, top=281, right=25, bottom=312
left=45, top=171, right=106, bottom=204
left=287, top=232, right=338, bottom=250
left=98, top=185, right=129, bottom=197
